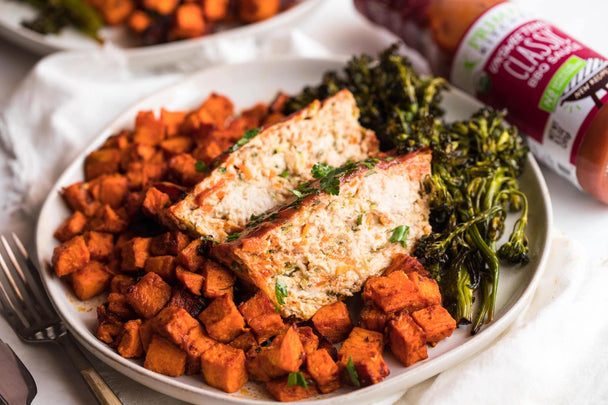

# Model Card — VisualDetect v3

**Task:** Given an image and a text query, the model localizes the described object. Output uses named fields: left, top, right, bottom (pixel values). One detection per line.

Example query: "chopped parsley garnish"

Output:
left=226, top=128, right=260, bottom=153
left=346, top=356, right=360, bottom=387
left=312, top=162, right=333, bottom=179
left=315, top=158, right=379, bottom=196
left=389, top=225, right=410, bottom=247
left=279, top=170, right=289, bottom=178
left=195, top=161, right=208, bottom=173
left=275, top=279, right=288, bottom=305
left=289, top=189, right=303, bottom=199
left=226, top=233, right=240, bottom=242
left=287, top=372, right=308, bottom=390
left=218, top=166, right=227, bottom=174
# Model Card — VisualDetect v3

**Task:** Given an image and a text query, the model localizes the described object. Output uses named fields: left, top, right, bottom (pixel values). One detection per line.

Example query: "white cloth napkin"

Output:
left=1, top=29, right=607, bottom=405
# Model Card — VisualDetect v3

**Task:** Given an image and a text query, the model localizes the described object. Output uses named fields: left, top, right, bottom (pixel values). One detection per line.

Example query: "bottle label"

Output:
left=451, top=2, right=608, bottom=187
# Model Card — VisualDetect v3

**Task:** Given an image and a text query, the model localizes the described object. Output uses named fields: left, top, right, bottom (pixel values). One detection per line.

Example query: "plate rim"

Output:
left=34, top=56, right=554, bottom=405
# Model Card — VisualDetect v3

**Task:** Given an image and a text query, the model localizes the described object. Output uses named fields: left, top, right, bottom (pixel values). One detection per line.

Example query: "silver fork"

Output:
left=0, top=233, right=122, bottom=405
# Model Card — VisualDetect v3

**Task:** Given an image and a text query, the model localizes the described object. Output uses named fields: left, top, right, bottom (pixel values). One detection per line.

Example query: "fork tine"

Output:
left=11, top=233, right=55, bottom=307
left=0, top=270, right=30, bottom=329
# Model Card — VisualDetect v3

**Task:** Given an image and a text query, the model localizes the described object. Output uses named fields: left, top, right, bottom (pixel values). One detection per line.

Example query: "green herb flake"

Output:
left=289, top=189, right=303, bottom=199
left=312, top=162, right=333, bottom=179
left=389, top=225, right=410, bottom=247
left=346, top=356, right=360, bottom=387
left=384, top=157, right=395, bottom=162
left=287, top=372, right=308, bottom=390
left=279, top=170, right=289, bottom=178
left=275, top=279, right=288, bottom=305
left=195, top=161, right=208, bottom=173
left=226, top=128, right=260, bottom=153
left=226, top=233, right=240, bottom=242
left=218, top=166, right=227, bottom=174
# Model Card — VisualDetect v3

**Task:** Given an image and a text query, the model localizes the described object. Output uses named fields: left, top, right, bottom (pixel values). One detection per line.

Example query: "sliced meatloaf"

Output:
left=211, top=150, right=432, bottom=320
left=168, top=89, right=378, bottom=242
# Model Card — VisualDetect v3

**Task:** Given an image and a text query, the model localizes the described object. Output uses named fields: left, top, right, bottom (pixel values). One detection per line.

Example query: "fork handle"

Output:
left=56, top=333, right=122, bottom=405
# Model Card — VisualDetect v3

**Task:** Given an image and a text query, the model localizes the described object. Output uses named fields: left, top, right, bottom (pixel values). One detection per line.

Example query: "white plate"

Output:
left=35, top=57, right=553, bottom=405
left=0, top=0, right=323, bottom=64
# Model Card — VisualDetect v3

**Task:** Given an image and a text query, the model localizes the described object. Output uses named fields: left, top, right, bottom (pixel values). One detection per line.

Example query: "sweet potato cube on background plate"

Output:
left=182, top=324, right=216, bottom=375
left=160, top=136, right=194, bottom=156
left=88, top=204, right=127, bottom=233
left=96, top=305, right=123, bottom=346
left=171, top=4, right=205, bottom=39
left=144, top=255, right=177, bottom=282
left=133, top=110, right=165, bottom=145
left=409, top=272, right=442, bottom=308
left=312, top=301, right=353, bottom=343
left=196, top=93, right=234, bottom=129
left=238, top=0, right=280, bottom=23
left=141, top=187, right=171, bottom=218
left=126, top=272, right=171, bottom=319
left=70, top=261, right=112, bottom=300
left=337, top=327, right=388, bottom=386
left=144, top=335, right=186, bottom=376
left=110, top=274, right=136, bottom=294
left=61, top=182, right=99, bottom=216
left=107, top=292, right=136, bottom=320
left=411, top=304, right=457, bottom=344
left=265, top=374, right=318, bottom=402
left=53, top=211, right=87, bottom=242
left=85, top=148, right=122, bottom=181
left=296, top=326, right=319, bottom=356
left=168, top=153, right=206, bottom=186
left=84, top=231, right=114, bottom=261
left=139, top=319, right=154, bottom=352
left=176, top=266, right=204, bottom=295
left=307, top=349, right=341, bottom=393
left=177, top=239, right=206, bottom=271
left=201, top=343, right=248, bottom=393
left=229, top=331, right=258, bottom=352
left=202, top=0, right=229, bottom=21
left=52, top=235, right=90, bottom=277
left=201, top=260, right=235, bottom=299
left=166, top=285, right=206, bottom=319
left=238, top=290, right=284, bottom=343
left=88, top=174, right=129, bottom=208
left=160, top=108, right=187, bottom=137
left=363, top=270, right=423, bottom=313
left=198, top=294, right=245, bottom=343
left=388, top=312, right=428, bottom=367
left=121, top=237, right=152, bottom=272
left=358, top=303, right=387, bottom=333
left=263, top=325, right=305, bottom=377
left=152, top=306, right=199, bottom=345
left=117, top=319, right=143, bottom=358
left=150, top=231, right=190, bottom=256
left=384, top=253, right=429, bottom=276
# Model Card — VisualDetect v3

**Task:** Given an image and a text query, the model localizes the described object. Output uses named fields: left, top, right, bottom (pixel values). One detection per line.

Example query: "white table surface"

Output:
left=1, top=0, right=608, bottom=404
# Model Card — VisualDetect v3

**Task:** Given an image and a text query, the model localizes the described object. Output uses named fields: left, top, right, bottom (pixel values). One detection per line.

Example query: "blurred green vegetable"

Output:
left=286, top=44, right=530, bottom=334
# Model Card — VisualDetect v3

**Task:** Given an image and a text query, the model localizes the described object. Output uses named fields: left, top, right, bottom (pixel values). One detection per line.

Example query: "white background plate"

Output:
left=35, top=57, right=553, bottom=405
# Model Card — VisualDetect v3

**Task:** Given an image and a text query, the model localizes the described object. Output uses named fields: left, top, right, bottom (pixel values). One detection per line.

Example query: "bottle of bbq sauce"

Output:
left=355, top=0, right=608, bottom=203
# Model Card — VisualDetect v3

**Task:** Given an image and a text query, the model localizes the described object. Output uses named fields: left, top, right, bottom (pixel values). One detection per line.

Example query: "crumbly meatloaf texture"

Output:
left=168, top=90, right=379, bottom=241
left=212, top=150, right=432, bottom=320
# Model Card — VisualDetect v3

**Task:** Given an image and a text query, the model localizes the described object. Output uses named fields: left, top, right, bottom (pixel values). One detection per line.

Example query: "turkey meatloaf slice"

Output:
left=168, top=89, right=379, bottom=242
left=211, top=149, right=432, bottom=320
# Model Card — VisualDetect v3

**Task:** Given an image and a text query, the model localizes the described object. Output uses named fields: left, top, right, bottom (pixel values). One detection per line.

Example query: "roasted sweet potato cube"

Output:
left=110, top=274, right=136, bottom=294
left=139, top=319, right=154, bottom=351
left=118, top=319, right=144, bottom=358
left=120, top=144, right=157, bottom=171
left=318, top=337, right=338, bottom=361
left=88, top=174, right=129, bottom=208
left=54, top=211, right=87, bottom=243
left=337, top=327, right=388, bottom=386
left=126, top=272, right=172, bottom=319
left=201, top=260, right=235, bottom=299
left=307, top=349, right=341, bottom=393
left=388, top=312, right=428, bottom=367
left=83, top=231, right=114, bottom=262
left=384, top=253, right=429, bottom=276
left=296, top=326, right=319, bottom=356
left=265, top=374, right=318, bottom=402
left=160, top=108, right=187, bottom=137
left=358, top=303, right=387, bottom=333
left=198, top=294, right=245, bottom=343
left=263, top=112, right=285, bottom=126
left=144, top=255, right=177, bottom=282
left=107, top=292, right=136, bottom=320
left=229, top=331, right=258, bottom=352
left=263, top=325, right=305, bottom=378
left=70, top=261, right=112, bottom=300
left=127, top=10, right=151, bottom=33
left=408, top=272, right=442, bottom=308
left=201, top=343, right=248, bottom=393
left=191, top=140, right=225, bottom=164
left=152, top=306, right=199, bottom=345
left=96, top=305, right=123, bottom=346
left=245, top=347, right=272, bottom=382
left=167, top=285, right=206, bottom=319
left=238, top=0, right=280, bottom=23
left=100, top=130, right=131, bottom=150
left=133, top=111, right=165, bottom=145
left=159, top=136, right=194, bottom=156
left=202, top=0, right=229, bottom=21
left=151, top=182, right=187, bottom=203
left=177, top=239, right=206, bottom=272
left=168, top=153, right=206, bottom=186
left=196, top=93, right=234, bottom=129
left=182, top=324, right=216, bottom=374
left=176, top=265, right=204, bottom=295
left=238, top=290, right=284, bottom=343
left=52, top=235, right=90, bottom=277
left=363, top=270, right=422, bottom=313
left=150, top=231, right=190, bottom=256
left=85, top=148, right=122, bottom=181
left=121, top=237, right=152, bottom=272
left=98, top=0, right=134, bottom=25
left=127, top=162, right=167, bottom=190
left=269, top=92, right=289, bottom=113
left=411, top=304, right=456, bottom=344
left=143, top=0, right=179, bottom=14
left=312, top=301, right=353, bottom=343
left=141, top=187, right=171, bottom=219
left=171, top=4, right=205, bottom=39
left=144, top=334, right=186, bottom=377
left=88, top=204, right=128, bottom=233
left=62, top=182, right=99, bottom=217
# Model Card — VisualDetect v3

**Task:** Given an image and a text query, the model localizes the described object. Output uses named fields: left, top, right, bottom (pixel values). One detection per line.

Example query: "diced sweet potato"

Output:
left=198, top=294, right=245, bottom=343
left=191, top=139, right=226, bottom=164
left=150, top=231, right=190, bottom=256
left=171, top=4, right=205, bottom=39
left=54, top=211, right=87, bottom=243
left=269, top=92, right=289, bottom=113
left=152, top=306, right=199, bottom=345
left=70, top=261, right=112, bottom=300
left=126, top=272, right=172, bottom=319
left=177, top=239, right=206, bottom=272
left=312, top=301, right=353, bottom=344
left=337, top=327, right=389, bottom=386
left=83, top=231, right=114, bottom=262
left=196, top=93, right=234, bottom=130
left=296, top=326, right=319, bottom=356
left=384, top=253, right=429, bottom=276
left=358, top=303, right=387, bottom=333
left=229, top=331, right=258, bottom=352
left=245, top=347, right=272, bottom=382
left=263, top=112, right=285, bottom=126
left=261, top=325, right=305, bottom=379
left=100, top=130, right=131, bottom=150
left=160, top=108, right=187, bottom=137
left=110, top=274, right=136, bottom=294
left=159, top=136, right=194, bottom=156
left=52, top=235, right=90, bottom=277
left=120, top=143, right=157, bottom=170
left=87, top=204, right=128, bottom=233
left=166, top=285, right=206, bottom=319
left=133, top=111, right=166, bottom=145
left=107, top=292, right=136, bottom=320
left=96, top=305, right=124, bottom=346
left=61, top=182, right=99, bottom=217
left=127, top=10, right=152, bottom=34
left=201, top=260, right=235, bottom=299
left=97, top=0, right=134, bottom=25
left=168, top=153, right=206, bottom=186
left=141, top=187, right=171, bottom=219
left=201, top=343, right=248, bottom=393
left=265, top=374, right=318, bottom=402
left=238, top=0, right=280, bottom=23
left=144, top=255, right=177, bottom=282
left=238, top=290, right=284, bottom=344
left=411, top=304, right=456, bottom=344
left=202, top=0, right=229, bottom=21
left=88, top=174, right=129, bottom=208
left=182, top=324, right=216, bottom=374
left=307, top=349, right=341, bottom=393
left=363, top=270, right=428, bottom=314
left=118, top=319, right=144, bottom=358
left=144, top=334, right=187, bottom=376
left=318, top=337, right=338, bottom=361
left=388, top=312, right=428, bottom=367
left=85, top=148, right=122, bottom=181
left=409, top=272, right=442, bottom=308
left=126, top=162, right=167, bottom=190
left=143, top=0, right=179, bottom=14
left=150, top=182, right=187, bottom=203
left=121, top=237, right=152, bottom=272
left=176, top=265, right=204, bottom=295
left=139, top=319, right=155, bottom=351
